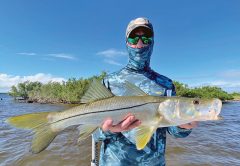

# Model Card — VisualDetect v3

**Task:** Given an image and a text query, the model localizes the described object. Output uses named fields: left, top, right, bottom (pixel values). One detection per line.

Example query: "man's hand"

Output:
left=178, top=121, right=198, bottom=129
left=102, top=114, right=141, bottom=133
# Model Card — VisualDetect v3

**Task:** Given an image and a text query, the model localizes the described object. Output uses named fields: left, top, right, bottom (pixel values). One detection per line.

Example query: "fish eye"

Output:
left=193, top=99, right=200, bottom=105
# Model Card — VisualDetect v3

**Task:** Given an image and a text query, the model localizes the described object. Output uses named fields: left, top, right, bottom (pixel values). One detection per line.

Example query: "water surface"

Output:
left=0, top=94, right=239, bottom=166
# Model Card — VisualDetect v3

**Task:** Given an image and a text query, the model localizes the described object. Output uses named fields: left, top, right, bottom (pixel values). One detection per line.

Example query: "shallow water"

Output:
left=0, top=94, right=239, bottom=166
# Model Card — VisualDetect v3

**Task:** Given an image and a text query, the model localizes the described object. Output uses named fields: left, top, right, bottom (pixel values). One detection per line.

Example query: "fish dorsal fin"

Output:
left=124, top=81, right=148, bottom=96
left=80, top=79, right=114, bottom=103
left=134, top=125, right=157, bottom=150
left=77, top=125, right=98, bottom=143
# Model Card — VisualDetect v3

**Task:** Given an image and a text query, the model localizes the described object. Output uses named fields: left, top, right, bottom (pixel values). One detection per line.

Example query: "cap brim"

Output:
left=127, top=25, right=153, bottom=38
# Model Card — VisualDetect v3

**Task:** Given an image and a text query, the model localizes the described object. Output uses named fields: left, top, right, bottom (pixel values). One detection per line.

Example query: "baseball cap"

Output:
left=126, top=17, right=154, bottom=38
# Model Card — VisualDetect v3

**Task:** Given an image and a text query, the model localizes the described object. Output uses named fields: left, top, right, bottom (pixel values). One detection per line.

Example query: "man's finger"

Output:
left=121, top=115, right=135, bottom=129
left=102, top=119, right=113, bottom=132
left=124, top=120, right=141, bottom=131
left=118, top=113, right=134, bottom=124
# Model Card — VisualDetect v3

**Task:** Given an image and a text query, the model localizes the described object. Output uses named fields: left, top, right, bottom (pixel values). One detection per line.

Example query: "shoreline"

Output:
left=3, top=92, right=239, bottom=105
left=14, top=98, right=81, bottom=105
left=13, top=98, right=240, bottom=105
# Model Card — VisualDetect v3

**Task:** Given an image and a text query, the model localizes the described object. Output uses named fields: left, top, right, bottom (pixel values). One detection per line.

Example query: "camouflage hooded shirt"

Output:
left=93, top=17, right=191, bottom=166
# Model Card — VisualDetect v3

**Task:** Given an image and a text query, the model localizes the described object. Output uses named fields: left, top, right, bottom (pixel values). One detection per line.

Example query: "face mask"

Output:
left=126, top=40, right=154, bottom=71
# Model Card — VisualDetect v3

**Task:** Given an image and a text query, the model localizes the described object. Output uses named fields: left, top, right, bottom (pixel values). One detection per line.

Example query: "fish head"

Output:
left=158, top=97, right=222, bottom=125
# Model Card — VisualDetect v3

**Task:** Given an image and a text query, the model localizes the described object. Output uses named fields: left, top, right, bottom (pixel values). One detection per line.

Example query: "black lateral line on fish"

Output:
left=50, top=102, right=159, bottom=125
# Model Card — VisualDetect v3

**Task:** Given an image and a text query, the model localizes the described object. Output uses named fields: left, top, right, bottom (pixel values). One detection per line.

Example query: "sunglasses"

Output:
left=127, top=35, right=153, bottom=45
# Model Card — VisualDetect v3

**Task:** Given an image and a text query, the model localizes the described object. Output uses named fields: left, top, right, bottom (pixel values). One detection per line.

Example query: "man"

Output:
left=94, top=17, right=197, bottom=166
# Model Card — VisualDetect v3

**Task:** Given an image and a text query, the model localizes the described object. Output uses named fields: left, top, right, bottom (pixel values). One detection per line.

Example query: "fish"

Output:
left=7, top=79, right=222, bottom=153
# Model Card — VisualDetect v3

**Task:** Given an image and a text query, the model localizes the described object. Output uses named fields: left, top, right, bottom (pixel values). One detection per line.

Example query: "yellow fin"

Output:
left=7, top=112, right=59, bottom=153
left=7, top=112, right=49, bottom=129
left=77, top=125, right=98, bottom=143
left=134, top=125, right=156, bottom=150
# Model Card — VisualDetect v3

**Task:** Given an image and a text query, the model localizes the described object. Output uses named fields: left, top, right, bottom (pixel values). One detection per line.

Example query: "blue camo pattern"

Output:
left=93, top=31, right=192, bottom=166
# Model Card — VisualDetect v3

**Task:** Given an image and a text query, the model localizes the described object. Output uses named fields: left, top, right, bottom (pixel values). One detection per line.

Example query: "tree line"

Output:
left=9, top=72, right=106, bottom=104
left=9, top=72, right=239, bottom=104
left=173, top=81, right=238, bottom=101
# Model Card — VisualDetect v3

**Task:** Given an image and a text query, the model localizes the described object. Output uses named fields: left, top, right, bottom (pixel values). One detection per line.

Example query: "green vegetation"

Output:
left=9, top=72, right=106, bottom=104
left=9, top=81, right=42, bottom=100
left=231, top=92, right=240, bottom=100
left=9, top=73, right=239, bottom=104
left=173, top=81, right=235, bottom=101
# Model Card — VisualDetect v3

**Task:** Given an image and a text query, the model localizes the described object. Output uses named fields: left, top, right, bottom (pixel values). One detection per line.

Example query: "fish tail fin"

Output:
left=7, top=112, right=50, bottom=129
left=7, top=112, right=59, bottom=153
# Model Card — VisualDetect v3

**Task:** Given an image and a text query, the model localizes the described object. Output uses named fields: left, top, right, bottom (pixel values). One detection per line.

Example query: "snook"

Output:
left=7, top=79, right=222, bottom=153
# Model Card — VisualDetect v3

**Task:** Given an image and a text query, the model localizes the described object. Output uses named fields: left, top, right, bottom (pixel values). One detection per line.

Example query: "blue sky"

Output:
left=0, top=0, right=240, bottom=92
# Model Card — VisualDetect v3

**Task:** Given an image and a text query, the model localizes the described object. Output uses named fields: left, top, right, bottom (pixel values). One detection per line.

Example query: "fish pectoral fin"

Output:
left=77, top=125, right=98, bottom=143
left=80, top=79, right=114, bottom=103
left=124, top=81, right=148, bottom=96
left=134, top=125, right=156, bottom=150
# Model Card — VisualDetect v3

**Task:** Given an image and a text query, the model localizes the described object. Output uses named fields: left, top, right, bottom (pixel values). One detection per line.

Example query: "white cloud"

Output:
left=97, top=49, right=127, bottom=58
left=0, top=73, right=66, bottom=92
left=17, top=52, right=37, bottom=56
left=218, top=70, right=240, bottom=79
left=97, top=49, right=127, bottom=66
left=47, top=53, right=77, bottom=60
left=189, top=80, right=240, bottom=93
left=16, top=52, right=77, bottom=60
left=174, top=69, right=240, bottom=92
left=104, top=59, right=123, bottom=66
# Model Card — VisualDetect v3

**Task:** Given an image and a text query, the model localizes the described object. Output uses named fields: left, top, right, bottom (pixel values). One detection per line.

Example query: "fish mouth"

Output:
left=211, top=99, right=223, bottom=120
left=216, top=115, right=224, bottom=120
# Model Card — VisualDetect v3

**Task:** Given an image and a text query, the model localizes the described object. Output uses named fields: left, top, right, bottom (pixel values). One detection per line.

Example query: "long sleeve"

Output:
left=92, top=128, right=119, bottom=142
left=167, top=126, right=192, bottom=138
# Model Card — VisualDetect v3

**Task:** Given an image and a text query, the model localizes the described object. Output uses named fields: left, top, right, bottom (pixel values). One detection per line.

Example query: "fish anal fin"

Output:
left=32, top=127, right=59, bottom=153
left=135, top=125, right=156, bottom=150
left=7, top=112, right=49, bottom=129
left=77, top=125, right=98, bottom=143
left=80, top=79, right=114, bottom=103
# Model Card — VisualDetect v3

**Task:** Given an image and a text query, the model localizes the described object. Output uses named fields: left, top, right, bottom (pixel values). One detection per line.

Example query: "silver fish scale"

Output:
left=69, top=96, right=159, bottom=115
left=51, top=96, right=162, bottom=127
